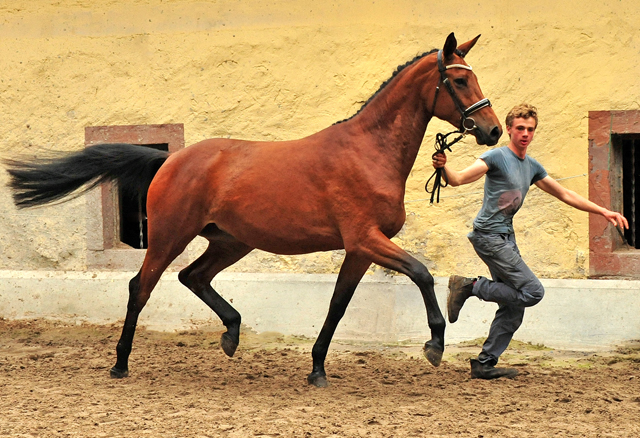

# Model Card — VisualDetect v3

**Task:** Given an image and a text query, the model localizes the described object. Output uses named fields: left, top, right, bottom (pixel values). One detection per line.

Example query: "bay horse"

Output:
left=4, top=33, right=501, bottom=387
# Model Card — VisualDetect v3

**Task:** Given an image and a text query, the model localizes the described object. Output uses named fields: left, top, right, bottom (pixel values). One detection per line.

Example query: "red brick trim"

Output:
left=589, top=111, right=640, bottom=277
left=84, top=124, right=187, bottom=270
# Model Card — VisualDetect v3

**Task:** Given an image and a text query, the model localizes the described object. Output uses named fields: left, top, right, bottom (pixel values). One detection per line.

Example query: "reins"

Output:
left=424, top=49, right=492, bottom=204
left=424, top=131, right=465, bottom=204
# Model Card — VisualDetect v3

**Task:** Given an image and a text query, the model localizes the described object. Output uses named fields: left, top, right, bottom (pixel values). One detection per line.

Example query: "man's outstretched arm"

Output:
left=535, top=176, right=629, bottom=229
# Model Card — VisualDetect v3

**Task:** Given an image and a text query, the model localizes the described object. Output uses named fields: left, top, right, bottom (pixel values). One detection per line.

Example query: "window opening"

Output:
left=620, top=136, right=640, bottom=249
left=119, top=143, right=169, bottom=249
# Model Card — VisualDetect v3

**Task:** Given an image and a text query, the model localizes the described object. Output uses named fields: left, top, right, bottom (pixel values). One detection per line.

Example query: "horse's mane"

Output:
left=334, top=48, right=439, bottom=124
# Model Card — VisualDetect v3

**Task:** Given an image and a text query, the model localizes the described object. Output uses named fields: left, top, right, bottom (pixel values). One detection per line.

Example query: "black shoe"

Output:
left=447, top=275, right=475, bottom=323
left=470, top=359, right=518, bottom=379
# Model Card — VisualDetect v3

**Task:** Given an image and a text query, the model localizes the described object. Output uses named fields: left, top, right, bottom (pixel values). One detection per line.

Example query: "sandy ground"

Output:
left=0, top=318, right=639, bottom=438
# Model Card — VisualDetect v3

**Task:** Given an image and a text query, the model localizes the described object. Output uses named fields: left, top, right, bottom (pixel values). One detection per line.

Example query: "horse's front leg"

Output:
left=307, top=252, right=371, bottom=387
left=349, top=230, right=446, bottom=367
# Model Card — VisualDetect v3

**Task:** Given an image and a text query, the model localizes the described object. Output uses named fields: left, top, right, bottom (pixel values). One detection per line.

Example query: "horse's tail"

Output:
left=3, top=143, right=169, bottom=209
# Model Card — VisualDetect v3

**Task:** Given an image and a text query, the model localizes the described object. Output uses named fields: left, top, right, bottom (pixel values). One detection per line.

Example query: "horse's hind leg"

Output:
left=110, top=231, right=197, bottom=378
left=178, top=228, right=253, bottom=357
left=110, top=271, right=145, bottom=378
left=307, top=252, right=371, bottom=387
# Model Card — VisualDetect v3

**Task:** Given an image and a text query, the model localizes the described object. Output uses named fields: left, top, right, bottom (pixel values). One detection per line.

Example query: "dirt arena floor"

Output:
left=0, top=319, right=639, bottom=437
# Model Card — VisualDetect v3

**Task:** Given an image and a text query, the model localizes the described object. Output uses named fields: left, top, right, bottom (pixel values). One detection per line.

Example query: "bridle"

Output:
left=431, top=49, right=492, bottom=133
left=425, top=49, right=492, bottom=203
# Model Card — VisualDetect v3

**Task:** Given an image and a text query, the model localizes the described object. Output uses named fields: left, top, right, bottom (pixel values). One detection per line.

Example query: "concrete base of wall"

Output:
left=0, top=271, right=638, bottom=351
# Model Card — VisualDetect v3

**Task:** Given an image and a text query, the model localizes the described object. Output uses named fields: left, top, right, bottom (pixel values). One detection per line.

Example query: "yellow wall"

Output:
left=1, top=0, right=639, bottom=278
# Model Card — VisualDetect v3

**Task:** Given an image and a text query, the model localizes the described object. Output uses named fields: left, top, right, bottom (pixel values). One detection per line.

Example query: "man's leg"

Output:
left=477, top=303, right=525, bottom=365
left=466, top=231, right=544, bottom=378
left=449, top=231, right=544, bottom=323
left=473, top=255, right=525, bottom=366
left=468, top=231, right=544, bottom=310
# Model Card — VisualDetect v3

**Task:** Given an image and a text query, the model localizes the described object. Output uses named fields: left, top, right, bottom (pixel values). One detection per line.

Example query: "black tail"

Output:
left=3, top=143, right=169, bottom=209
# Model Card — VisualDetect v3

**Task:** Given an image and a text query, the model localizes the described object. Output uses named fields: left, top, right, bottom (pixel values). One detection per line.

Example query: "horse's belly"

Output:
left=255, top=237, right=344, bottom=255
left=234, top=230, right=344, bottom=255
left=216, top=214, right=343, bottom=255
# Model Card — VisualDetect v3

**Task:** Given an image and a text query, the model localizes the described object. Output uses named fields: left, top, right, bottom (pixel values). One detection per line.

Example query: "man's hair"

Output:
left=505, top=103, right=538, bottom=128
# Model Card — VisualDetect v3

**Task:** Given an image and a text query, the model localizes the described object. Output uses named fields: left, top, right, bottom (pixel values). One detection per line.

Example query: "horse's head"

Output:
left=425, top=33, right=502, bottom=146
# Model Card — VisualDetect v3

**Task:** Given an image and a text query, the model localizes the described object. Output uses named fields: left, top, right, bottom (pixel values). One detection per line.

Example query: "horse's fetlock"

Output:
left=224, top=313, right=241, bottom=331
left=428, top=318, right=446, bottom=333
left=115, top=343, right=132, bottom=357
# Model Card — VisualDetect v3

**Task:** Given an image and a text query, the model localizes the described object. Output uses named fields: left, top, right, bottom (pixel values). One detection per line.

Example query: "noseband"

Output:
left=425, top=50, right=493, bottom=203
left=431, top=49, right=492, bottom=133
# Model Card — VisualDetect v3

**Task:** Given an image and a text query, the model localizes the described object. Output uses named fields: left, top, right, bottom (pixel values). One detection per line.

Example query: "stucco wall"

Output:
left=0, top=0, right=639, bottom=278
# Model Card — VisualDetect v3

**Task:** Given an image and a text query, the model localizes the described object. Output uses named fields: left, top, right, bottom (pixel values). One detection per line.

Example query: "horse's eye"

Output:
left=454, top=78, right=467, bottom=87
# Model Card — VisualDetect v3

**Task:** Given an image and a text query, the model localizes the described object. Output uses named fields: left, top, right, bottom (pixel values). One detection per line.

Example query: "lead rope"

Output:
left=424, top=130, right=465, bottom=203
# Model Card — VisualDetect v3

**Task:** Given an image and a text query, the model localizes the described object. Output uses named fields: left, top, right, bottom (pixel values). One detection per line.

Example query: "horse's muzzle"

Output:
left=476, top=125, right=502, bottom=146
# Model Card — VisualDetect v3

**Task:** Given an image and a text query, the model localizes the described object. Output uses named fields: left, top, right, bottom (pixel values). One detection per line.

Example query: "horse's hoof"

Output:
left=220, top=332, right=238, bottom=357
left=307, top=372, right=329, bottom=388
left=423, top=344, right=443, bottom=367
left=109, top=366, right=129, bottom=378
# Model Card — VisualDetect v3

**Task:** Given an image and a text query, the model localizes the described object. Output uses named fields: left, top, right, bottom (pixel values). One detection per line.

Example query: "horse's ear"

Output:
left=456, top=35, right=481, bottom=58
left=442, top=33, right=457, bottom=59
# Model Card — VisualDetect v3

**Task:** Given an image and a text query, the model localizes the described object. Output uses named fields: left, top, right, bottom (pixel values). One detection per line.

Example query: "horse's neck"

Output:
left=351, top=70, right=433, bottom=181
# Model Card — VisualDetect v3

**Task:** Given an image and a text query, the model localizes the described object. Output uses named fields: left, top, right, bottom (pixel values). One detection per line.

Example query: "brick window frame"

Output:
left=85, top=124, right=189, bottom=270
left=589, top=110, right=640, bottom=277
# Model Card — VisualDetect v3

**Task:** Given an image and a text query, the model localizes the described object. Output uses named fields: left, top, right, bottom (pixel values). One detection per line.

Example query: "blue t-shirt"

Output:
left=473, top=146, right=548, bottom=234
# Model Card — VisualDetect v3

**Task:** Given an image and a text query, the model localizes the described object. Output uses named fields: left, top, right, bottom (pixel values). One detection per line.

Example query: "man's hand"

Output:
left=432, top=152, right=447, bottom=169
left=602, top=209, right=629, bottom=229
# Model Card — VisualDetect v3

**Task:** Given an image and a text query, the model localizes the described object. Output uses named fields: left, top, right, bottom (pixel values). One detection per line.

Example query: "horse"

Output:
left=4, top=33, right=502, bottom=387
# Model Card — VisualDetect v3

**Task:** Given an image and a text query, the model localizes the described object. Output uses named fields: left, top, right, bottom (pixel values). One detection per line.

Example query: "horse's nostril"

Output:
left=490, top=126, right=502, bottom=142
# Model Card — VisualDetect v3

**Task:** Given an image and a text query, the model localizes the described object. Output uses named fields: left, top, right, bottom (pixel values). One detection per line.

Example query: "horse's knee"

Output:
left=422, top=271, right=435, bottom=288
left=413, top=265, right=434, bottom=288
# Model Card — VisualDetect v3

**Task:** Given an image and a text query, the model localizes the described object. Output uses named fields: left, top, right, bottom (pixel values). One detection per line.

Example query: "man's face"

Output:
left=507, top=117, right=536, bottom=149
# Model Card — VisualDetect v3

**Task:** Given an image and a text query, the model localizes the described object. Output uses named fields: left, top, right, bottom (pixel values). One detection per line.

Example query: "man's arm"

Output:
left=432, top=152, right=489, bottom=187
left=534, top=176, right=629, bottom=228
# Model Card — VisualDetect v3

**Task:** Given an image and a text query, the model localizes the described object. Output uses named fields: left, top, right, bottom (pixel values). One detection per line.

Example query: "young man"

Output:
left=432, top=103, right=628, bottom=379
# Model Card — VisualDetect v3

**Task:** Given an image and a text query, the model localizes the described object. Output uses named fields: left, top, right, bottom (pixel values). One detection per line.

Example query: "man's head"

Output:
left=506, top=103, right=538, bottom=131
left=505, top=104, right=538, bottom=151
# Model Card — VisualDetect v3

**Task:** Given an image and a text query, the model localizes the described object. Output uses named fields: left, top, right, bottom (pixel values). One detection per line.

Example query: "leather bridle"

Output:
left=431, top=49, right=492, bottom=133
left=424, top=49, right=493, bottom=203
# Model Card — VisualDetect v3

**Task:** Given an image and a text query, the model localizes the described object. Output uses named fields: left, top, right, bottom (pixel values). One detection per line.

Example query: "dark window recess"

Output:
left=119, top=143, right=169, bottom=249
left=621, top=137, right=640, bottom=249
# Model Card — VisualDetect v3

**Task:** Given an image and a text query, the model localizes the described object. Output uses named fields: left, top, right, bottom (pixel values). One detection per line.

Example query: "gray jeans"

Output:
left=467, top=230, right=545, bottom=366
